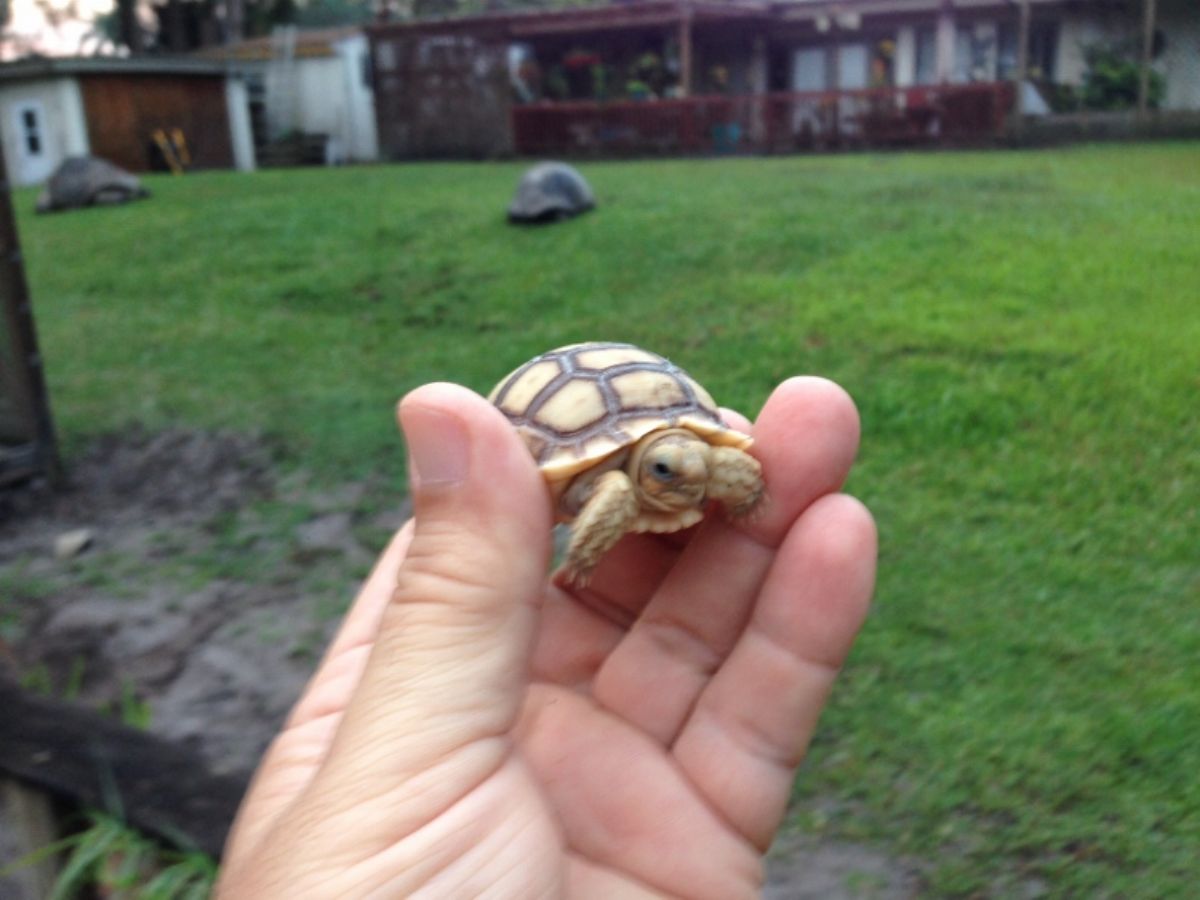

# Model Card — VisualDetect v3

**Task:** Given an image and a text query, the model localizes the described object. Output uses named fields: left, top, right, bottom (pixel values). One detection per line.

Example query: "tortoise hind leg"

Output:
left=562, top=470, right=638, bottom=586
left=706, top=447, right=764, bottom=518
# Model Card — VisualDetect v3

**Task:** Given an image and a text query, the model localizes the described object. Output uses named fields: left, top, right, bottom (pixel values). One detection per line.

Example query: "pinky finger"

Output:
left=670, top=494, right=876, bottom=850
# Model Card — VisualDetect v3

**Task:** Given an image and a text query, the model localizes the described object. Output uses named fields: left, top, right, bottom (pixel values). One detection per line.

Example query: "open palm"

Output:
left=217, top=377, right=875, bottom=899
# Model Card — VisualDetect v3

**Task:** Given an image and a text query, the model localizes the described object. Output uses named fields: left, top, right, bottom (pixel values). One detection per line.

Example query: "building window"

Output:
left=915, top=26, right=937, bottom=84
left=838, top=43, right=869, bottom=90
left=19, top=107, right=43, bottom=156
left=955, top=25, right=997, bottom=83
left=997, top=22, right=1059, bottom=81
left=792, top=47, right=827, bottom=92
left=997, top=25, right=1017, bottom=79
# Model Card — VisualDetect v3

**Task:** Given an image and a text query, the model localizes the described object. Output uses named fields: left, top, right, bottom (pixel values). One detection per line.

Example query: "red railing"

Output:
left=512, top=82, right=1015, bottom=157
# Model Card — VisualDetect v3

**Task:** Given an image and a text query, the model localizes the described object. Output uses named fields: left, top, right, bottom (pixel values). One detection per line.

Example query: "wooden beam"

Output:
left=0, top=681, right=249, bottom=859
left=679, top=7, right=693, bottom=97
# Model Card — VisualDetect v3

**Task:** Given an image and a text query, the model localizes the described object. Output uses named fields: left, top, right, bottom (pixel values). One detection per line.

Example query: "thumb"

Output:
left=309, top=382, right=552, bottom=815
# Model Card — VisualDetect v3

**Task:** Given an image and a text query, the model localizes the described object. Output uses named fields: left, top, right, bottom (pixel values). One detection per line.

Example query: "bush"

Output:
left=1081, top=42, right=1164, bottom=110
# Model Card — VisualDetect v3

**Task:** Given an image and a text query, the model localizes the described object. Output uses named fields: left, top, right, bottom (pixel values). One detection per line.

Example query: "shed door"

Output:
left=12, top=101, right=56, bottom=185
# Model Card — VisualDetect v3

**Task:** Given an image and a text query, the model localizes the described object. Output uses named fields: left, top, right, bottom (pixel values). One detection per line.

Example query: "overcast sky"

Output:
left=5, top=0, right=119, bottom=58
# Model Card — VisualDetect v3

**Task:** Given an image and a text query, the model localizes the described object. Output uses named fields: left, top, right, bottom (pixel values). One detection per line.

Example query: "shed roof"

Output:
left=0, top=55, right=233, bottom=82
left=193, top=26, right=364, bottom=62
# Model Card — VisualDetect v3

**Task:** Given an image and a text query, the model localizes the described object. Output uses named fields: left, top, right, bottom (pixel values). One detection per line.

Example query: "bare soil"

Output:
left=0, top=429, right=920, bottom=898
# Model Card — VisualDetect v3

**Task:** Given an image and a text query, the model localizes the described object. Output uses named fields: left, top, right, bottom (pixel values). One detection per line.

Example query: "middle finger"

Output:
left=590, top=377, right=861, bottom=744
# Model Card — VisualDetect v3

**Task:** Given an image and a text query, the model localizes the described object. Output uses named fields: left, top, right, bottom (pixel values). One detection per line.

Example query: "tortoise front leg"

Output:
left=706, top=447, right=764, bottom=518
left=562, top=470, right=639, bottom=586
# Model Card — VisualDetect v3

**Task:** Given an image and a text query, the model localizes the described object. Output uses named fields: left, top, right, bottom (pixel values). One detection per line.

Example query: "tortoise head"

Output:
left=628, top=429, right=710, bottom=512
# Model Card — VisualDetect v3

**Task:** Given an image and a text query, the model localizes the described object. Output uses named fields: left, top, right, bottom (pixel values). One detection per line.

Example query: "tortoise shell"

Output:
left=489, top=342, right=753, bottom=502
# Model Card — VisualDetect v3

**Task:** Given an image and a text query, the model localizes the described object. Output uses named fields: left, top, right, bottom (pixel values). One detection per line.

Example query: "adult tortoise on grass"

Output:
left=489, top=342, right=765, bottom=583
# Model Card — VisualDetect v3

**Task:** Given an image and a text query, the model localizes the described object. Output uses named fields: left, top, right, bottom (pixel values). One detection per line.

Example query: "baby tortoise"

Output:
left=489, top=342, right=764, bottom=584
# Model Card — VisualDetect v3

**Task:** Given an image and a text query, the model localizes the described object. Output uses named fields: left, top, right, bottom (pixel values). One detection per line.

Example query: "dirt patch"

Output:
left=0, top=428, right=405, bottom=776
left=0, top=428, right=918, bottom=896
left=765, top=830, right=922, bottom=899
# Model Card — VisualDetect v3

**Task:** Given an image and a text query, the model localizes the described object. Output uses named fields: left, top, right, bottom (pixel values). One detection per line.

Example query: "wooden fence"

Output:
left=512, top=82, right=1015, bottom=158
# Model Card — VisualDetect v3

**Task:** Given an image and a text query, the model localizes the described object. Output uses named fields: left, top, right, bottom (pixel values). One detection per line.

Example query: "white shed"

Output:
left=0, top=57, right=256, bottom=187
left=203, top=27, right=380, bottom=164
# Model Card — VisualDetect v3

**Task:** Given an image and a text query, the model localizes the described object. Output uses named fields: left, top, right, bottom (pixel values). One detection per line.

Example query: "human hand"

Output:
left=216, top=377, right=875, bottom=898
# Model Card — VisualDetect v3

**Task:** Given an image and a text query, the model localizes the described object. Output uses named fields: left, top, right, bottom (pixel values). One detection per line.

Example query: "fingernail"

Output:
left=401, top=405, right=469, bottom=488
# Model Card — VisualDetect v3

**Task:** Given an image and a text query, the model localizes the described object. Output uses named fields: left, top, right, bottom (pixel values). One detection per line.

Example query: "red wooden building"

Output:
left=368, top=0, right=1198, bottom=159
left=367, top=0, right=1026, bottom=159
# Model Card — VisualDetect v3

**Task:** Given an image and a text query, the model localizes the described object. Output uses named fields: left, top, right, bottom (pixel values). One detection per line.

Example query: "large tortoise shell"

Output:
left=489, top=342, right=753, bottom=494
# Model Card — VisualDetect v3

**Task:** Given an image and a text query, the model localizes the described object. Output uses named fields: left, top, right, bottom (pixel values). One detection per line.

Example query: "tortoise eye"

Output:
left=651, top=460, right=674, bottom=481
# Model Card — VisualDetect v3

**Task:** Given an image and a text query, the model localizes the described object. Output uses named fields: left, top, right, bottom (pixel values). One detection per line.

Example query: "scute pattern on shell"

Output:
left=490, top=342, right=726, bottom=466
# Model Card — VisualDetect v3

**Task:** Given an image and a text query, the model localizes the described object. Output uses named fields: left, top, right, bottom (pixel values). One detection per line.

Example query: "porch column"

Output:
left=895, top=26, right=916, bottom=87
left=750, top=35, right=768, bottom=94
left=679, top=9, right=694, bottom=96
left=935, top=0, right=955, bottom=83
left=1138, top=0, right=1158, bottom=117
left=1015, top=0, right=1030, bottom=117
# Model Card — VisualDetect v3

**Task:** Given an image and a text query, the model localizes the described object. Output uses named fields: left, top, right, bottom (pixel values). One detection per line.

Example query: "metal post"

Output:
left=0, top=142, right=59, bottom=484
left=1138, top=0, right=1158, bottom=117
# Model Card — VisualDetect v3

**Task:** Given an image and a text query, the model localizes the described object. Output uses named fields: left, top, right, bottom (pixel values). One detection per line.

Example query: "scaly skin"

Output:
left=564, top=469, right=639, bottom=585
left=566, top=439, right=765, bottom=581
left=706, top=446, right=765, bottom=518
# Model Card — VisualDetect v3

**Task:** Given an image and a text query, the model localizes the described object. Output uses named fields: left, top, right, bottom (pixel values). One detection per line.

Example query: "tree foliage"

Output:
left=84, top=0, right=603, bottom=54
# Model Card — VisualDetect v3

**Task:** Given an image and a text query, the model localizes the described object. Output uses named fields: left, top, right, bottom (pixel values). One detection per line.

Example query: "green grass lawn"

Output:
left=18, top=143, right=1200, bottom=896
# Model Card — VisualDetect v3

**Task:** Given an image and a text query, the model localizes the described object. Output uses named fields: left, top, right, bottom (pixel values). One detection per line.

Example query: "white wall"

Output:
left=333, top=34, right=379, bottom=162
left=274, top=34, right=378, bottom=163
left=1160, top=10, right=1200, bottom=110
left=0, top=76, right=88, bottom=186
left=292, top=56, right=345, bottom=139
left=1055, top=11, right=1130, bottom=85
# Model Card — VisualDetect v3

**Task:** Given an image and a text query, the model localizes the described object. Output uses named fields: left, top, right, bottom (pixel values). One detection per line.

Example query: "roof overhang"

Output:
left=369, top=0, right=773, bottom=41
left=776, top=0, right=1075, bottom=21
left=0, top=56, right=235, bottom=82
left=369, top=0, right=1081, bottom=40
left=193, top=27, right=365, bottom=62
